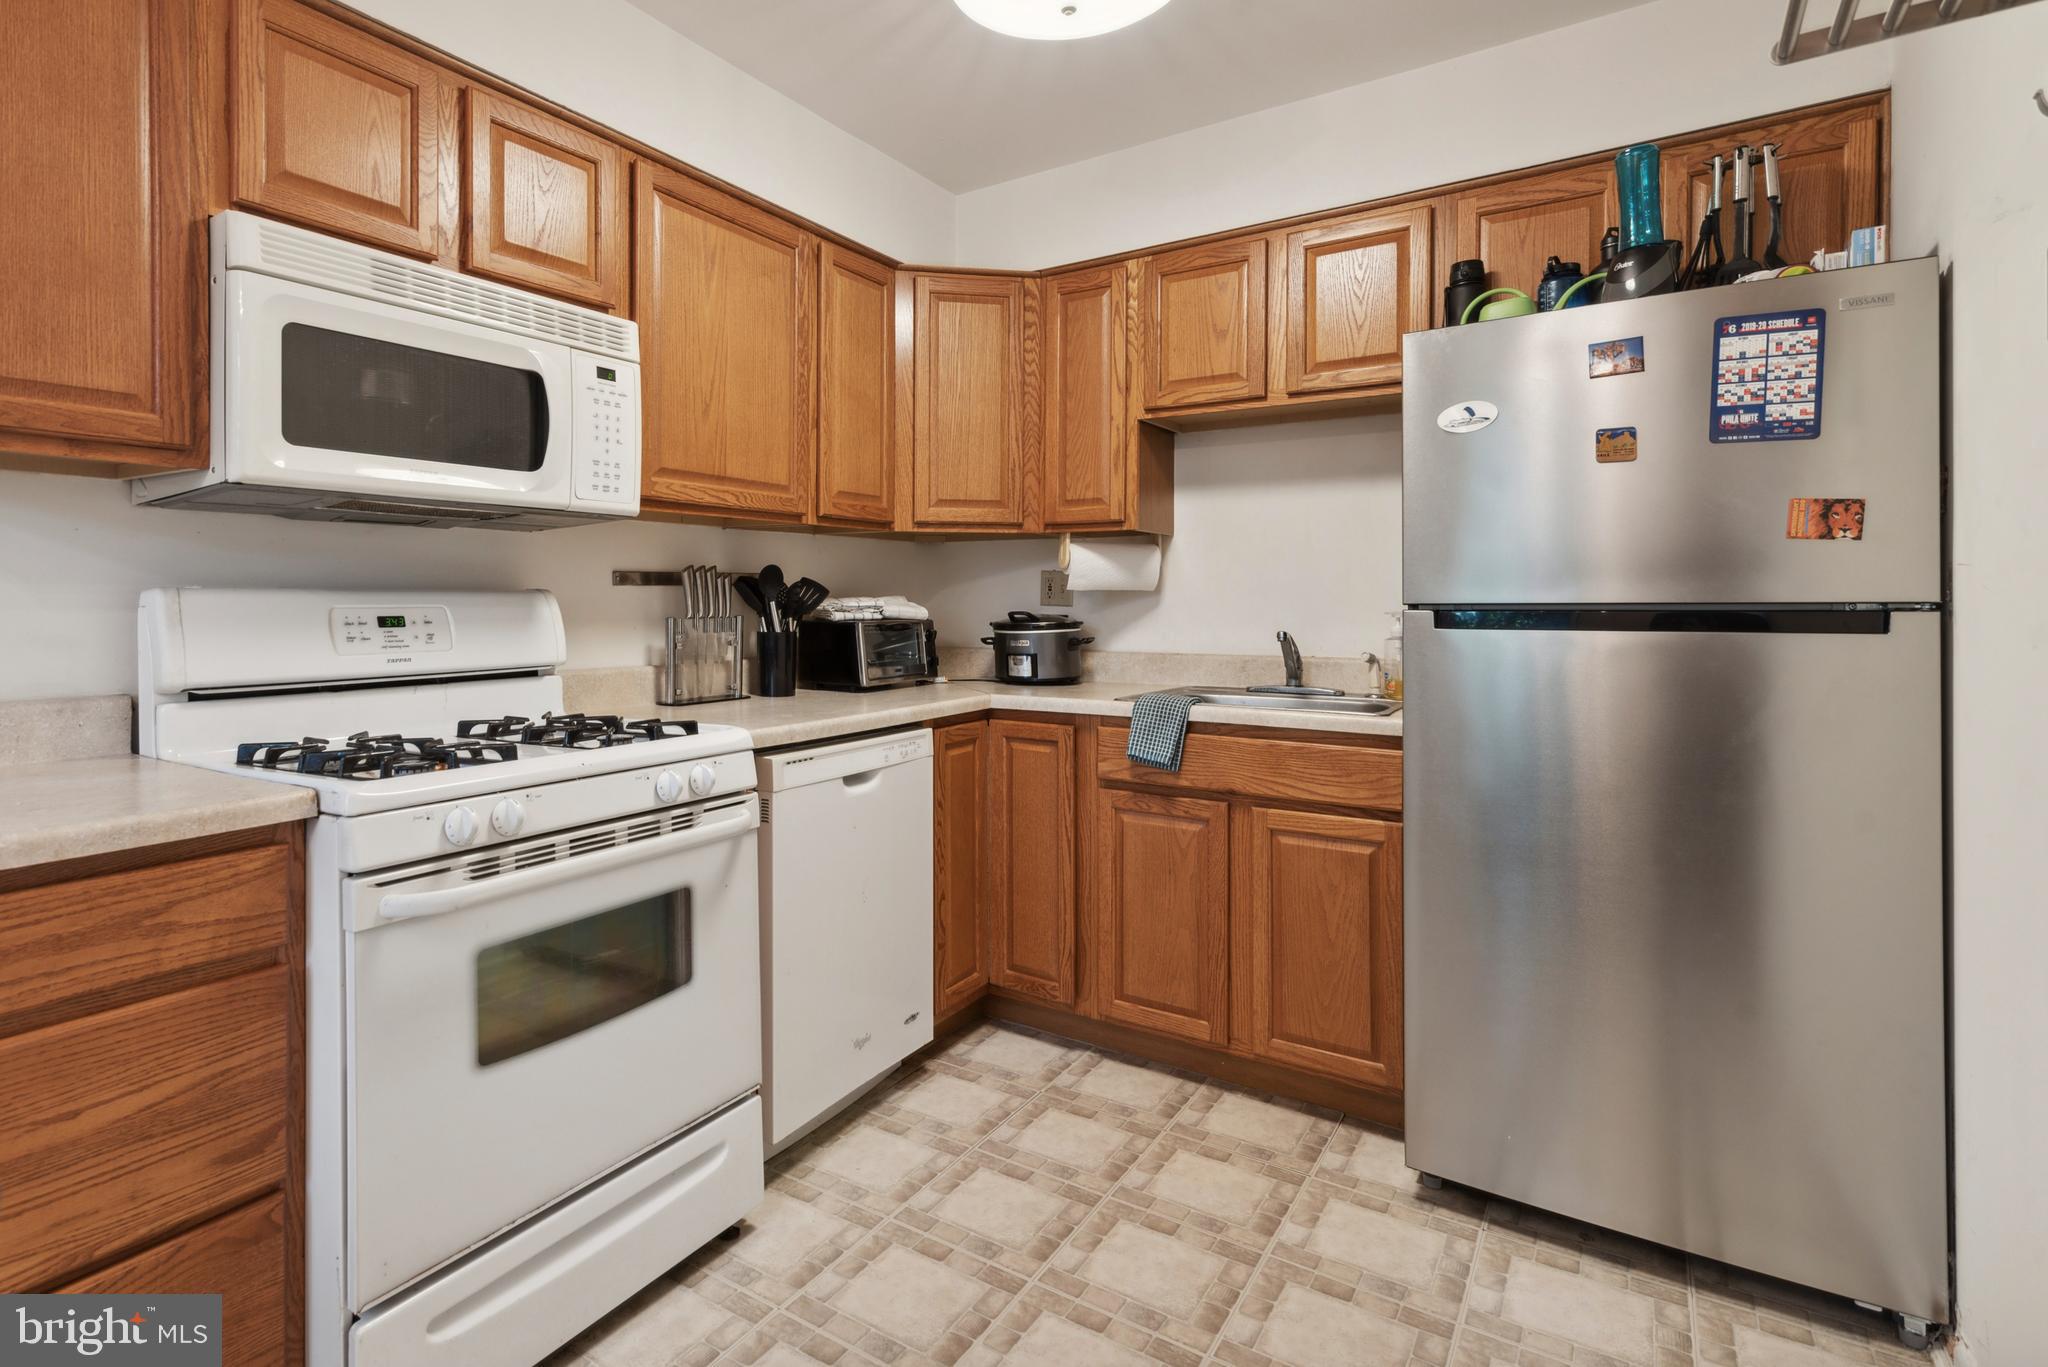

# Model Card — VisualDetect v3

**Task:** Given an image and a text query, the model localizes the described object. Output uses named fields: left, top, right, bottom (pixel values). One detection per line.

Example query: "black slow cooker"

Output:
left=982, top=611, right=1094, bottom=684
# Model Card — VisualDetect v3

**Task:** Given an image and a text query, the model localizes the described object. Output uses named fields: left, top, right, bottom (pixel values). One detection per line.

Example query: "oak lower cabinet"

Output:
left=232, top=0, right=460, bottom=263
left=0, top=0, right=203, bottom=472
left=635, top=164, right=815, bottom=520
left=932, top=719, right=990, bottom=1020
left=1232, top=806, right=1403, bottom=1090
left=0, top=824, right=304, bottom=1364
left=985, top=719, right=1077, bottom=1004
left=912, top=273, right=1029, bottom=529
left=463, top=86, right=630, bottom=310
left=1092, top=789, right=1230, bottom=1044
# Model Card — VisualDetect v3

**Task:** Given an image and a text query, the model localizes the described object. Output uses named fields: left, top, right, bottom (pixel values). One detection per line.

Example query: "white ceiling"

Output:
left=624, top=0, right=1651, bottom=193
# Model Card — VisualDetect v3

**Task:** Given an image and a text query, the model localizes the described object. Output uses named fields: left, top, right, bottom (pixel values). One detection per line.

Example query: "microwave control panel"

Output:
left=330, top=606, right=453, bottom=655
left=572, top=353, right=640, bottom=506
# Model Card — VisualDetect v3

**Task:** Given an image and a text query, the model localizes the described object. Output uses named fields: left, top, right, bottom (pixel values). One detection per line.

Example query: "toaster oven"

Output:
left=796, top=619, right=938, bottom=691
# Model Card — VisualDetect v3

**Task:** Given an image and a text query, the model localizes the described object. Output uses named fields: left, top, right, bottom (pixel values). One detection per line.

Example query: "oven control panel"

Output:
left=330, top=605, right=453, bottom=655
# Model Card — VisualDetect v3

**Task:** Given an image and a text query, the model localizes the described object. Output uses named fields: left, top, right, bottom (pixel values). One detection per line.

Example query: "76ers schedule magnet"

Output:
left=1709, top=308, right=1825, bottom=442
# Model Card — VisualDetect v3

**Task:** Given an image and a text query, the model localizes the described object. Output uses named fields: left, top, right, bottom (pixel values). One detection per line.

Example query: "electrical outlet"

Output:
left=1039, top=569, right=1073, bottom=607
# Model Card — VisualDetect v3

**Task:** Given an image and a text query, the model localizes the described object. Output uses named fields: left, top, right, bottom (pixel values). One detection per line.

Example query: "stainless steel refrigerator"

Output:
left=1400, top=258, right=1947, bottom=1331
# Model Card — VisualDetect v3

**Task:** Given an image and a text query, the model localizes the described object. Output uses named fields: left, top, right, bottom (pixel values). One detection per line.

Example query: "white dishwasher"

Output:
left=757, top=728, right=934, bottom=1150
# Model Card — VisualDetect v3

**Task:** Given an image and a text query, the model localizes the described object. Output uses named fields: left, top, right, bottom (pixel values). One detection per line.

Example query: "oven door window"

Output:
left=280, top=323, right=549, bottom=471
left=475, top=891, right=691, bottom=1066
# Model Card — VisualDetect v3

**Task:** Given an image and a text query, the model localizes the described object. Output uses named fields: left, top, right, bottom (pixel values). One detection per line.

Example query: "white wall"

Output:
left=954, top=0, right=1897, bottom=269
left=347, top=0, right=956, bottom=263
left=1888, top=11, right=2048, bottom=1365
left=918, top=415, right=1403, bottom=666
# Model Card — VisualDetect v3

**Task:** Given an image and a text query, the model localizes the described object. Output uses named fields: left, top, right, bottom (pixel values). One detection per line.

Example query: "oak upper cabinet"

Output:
left=1451, top=160, right=1617, bottom=307
left=1140, top=239, right=1268, bottom=409
left=0, top=0, right=201, bottom=468
left=1093, top=789, right=1230, bottom=1045
left=1661, top=99, right=1883, bottom=274
left=814, top=244, right=898, bottom=526
left=986, top=719, right=1077, bottom=1004
left=1041, top=266, right=1127, bottom=527
left=932, top=719, right=989, bottom=1021
left=232, top=0, right=460, bottom=262
left=463, top=87, right=629, bottom=310
left=1282, top=204, right=1434, bottom=395
left=634, top=164, right=814, bottom=520
left=912, top=273, right=1028, bottom=528
left=1233, top=806, right=1402, bottom=1090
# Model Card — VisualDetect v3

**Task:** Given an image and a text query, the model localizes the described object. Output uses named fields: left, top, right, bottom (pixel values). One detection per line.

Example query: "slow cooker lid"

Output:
left=991, top=610, right=1084, bottom=632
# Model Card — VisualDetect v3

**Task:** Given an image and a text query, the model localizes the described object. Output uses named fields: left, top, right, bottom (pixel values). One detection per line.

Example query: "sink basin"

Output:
left=1116, top=686, right=1401, bottom=717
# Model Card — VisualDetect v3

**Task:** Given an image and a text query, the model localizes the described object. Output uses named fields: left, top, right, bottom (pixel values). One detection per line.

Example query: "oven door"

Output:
left=223, top=268, right=577, bottom=511
left=342, top=795, right=760, bottom=1310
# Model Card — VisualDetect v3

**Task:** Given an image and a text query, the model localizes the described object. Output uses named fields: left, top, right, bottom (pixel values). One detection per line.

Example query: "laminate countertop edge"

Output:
left=0, top=756, right=319, bottom=872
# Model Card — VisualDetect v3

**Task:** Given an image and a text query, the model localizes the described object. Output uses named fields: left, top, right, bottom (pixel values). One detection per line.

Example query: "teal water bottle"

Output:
left=1615, top=143, right=1664, bottom=251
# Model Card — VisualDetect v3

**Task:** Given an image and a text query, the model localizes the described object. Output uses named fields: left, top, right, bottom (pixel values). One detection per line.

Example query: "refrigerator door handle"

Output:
left=1426, top=607, right=1894, bottom=634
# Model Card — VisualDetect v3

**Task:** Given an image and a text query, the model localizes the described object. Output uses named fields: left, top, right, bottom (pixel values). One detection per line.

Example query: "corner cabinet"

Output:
left=814, top=244, right=898, bottom=526
left=0, top=0, right=203, bottom=471
left=463, top=87, right=630, bottom=311
left=912, top=273, right=1029, bottom=529
left=634, top=164, right=815, bottom=520
left=1140, top=239, right=1268, bottom=410
left=231, top=0, right=461, bottom=263
left=985, top=719, right=1077, bottom=1004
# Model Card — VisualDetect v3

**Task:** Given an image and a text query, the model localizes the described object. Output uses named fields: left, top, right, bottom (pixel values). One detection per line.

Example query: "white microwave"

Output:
left=133, top=211, right=640, bottom=530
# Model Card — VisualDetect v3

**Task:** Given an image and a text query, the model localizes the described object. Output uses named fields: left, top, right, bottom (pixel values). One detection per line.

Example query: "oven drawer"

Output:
left=350, top=1096, right=763, bottom=1367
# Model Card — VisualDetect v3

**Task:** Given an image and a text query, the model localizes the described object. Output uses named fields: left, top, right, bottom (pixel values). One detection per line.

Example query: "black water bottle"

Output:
left=1443, top=258, right=1487, bottom=327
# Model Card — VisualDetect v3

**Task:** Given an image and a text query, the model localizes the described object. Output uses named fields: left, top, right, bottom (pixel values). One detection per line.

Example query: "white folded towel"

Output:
left=813, top=595, right=930, bottom=622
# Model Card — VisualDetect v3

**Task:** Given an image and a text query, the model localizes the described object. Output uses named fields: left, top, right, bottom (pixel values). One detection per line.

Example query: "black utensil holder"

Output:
left=756, top=628, right=798, bottom=697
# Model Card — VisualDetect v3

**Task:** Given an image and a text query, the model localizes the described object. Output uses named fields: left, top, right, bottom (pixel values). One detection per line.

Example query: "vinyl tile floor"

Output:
left=545, top=1022, right=1949, bottom=1367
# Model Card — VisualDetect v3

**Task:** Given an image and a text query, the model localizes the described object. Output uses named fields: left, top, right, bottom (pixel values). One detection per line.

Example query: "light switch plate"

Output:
left=1039, top=570, right=1073, bottom=607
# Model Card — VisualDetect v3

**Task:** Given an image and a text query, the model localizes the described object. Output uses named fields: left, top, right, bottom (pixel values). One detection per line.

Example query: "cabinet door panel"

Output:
left=932, top=720, right=989, bottom=1019
left=1095, top=790, right=1229, bottom=1044
left=635, top=164, right=813, bottom=519
left=1234, top=807, right=1401, bottom=1090
left=1042, top=266, right=1127, bottom=527
left=1452, top=162, right=1616, bottom=307
left=1142, top=240, right=1267, bottom=409
left=465, top=87, right=628, bottom=310
left=0, top=0, right=199, bottom=454
left=1662, top=102, right=1882, bottom=274
left=816, top=244, right=897, bottom=525
left=987, top=720, right=1076, bottom=1004
left=61, top=1195, right=285, bottom=1367
left=913, top=274, right=1025, bottom=527
left=233, top=0, right=458, bottom=261
left=1285, top=206, right=1433, bottom=395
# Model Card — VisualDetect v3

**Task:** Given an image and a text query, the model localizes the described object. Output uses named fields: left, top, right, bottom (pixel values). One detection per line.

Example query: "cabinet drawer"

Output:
left=1097, top=724, right=1401, bottom=811
left=0, top=844, right=289, bottom=1032
left=0, top=970, right=288, bottom=1289
left=60, top=1195, right=286, bottom=1367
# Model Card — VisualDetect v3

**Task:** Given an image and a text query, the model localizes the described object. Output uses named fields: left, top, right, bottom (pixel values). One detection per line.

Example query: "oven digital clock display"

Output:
left=377, top=614, right=407, bottom=629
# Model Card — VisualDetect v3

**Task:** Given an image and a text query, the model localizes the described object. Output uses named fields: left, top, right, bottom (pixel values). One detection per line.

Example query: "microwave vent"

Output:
left=250, top=219, right=637, bottom=362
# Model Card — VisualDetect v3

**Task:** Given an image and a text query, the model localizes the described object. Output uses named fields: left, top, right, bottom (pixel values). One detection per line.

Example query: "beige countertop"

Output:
left=655, top=679, right=1403, bottom=751
left=0, top=755, right=317, bottom=873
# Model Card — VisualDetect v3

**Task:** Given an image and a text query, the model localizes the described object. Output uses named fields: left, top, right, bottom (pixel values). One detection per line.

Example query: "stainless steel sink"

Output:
left=1116, top=686, right=1401, bottom=717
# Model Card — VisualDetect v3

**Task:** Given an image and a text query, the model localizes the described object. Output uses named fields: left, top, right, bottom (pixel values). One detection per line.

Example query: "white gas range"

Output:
left=139, top=588, right=766, bottom=1367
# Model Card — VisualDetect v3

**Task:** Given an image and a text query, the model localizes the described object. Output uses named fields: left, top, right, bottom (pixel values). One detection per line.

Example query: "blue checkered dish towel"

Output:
left=1126, top=692, right=1199, bottom=771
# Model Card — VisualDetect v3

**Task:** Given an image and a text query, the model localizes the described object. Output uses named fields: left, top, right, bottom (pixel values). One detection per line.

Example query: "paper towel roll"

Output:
left=1059, top=535, right=1161, bottom=592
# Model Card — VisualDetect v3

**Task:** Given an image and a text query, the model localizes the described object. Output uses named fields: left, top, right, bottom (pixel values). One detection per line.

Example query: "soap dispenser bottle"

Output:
left=1381, top=613, right=1404, bottom=700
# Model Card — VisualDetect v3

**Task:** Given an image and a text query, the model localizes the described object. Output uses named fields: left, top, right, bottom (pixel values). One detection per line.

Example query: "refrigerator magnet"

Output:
left=1786, top=497, right=1865, bottom=540
left=1595, top=427, right=1639, bottom=463
left=1711, top=309, right=1826, bottom=442
left=1436, top=400, right=1498, bottom=434
left=1588, top=337, right=1644, bottom=378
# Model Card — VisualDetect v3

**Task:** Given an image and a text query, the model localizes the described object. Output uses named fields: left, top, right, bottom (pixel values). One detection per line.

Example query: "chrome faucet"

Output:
left=1277, top=631, right=1303, bottom=688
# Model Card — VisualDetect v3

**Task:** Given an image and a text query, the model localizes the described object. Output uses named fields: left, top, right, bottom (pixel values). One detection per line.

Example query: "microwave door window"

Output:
left=475, top=890, right=692, bottom=1066
left=280, top=323, right=549, bottom=471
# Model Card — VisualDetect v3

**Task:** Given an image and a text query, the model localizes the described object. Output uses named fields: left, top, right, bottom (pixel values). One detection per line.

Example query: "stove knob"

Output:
left=443, top=806, right=480, bottom=847
left=688, top=764, right=718, bottom=798
left=491, top=798, right=525, bottom=838
left=654, top=770, right=685, bottom=805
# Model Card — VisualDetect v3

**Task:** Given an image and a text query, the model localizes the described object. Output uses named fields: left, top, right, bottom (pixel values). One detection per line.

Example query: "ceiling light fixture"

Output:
left=953, top=0, right=1173, bottom=41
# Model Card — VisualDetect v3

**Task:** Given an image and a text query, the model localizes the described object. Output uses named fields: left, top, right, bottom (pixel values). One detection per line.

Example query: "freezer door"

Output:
left=1403, top=609, right=1948, bottom=1322
left=1403, top=259, right=1940, bottom=605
